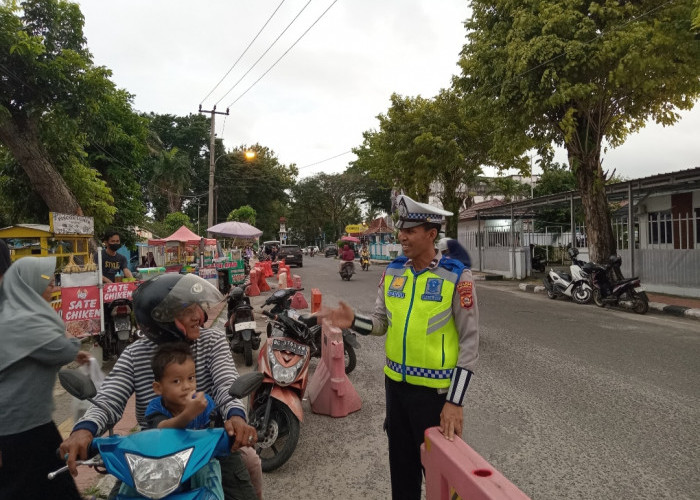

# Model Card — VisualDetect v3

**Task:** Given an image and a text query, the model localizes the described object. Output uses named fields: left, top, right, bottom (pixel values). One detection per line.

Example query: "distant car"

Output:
left=278, top=244, right=303, bottom=267
left=324, top=245, right=338, bottom=257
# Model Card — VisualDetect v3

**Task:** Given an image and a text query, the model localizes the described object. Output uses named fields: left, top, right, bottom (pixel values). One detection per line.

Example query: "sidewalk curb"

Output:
left=517, top=283, right=700, bottom=321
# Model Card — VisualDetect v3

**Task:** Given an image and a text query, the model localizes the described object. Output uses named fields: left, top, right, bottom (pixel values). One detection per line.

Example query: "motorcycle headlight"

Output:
left=125, top=448, right=193, bottom=499
left=268, top=348, right=305, bottom=386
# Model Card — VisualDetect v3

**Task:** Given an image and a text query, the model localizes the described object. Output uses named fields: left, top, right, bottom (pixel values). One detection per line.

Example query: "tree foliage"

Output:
left=0, top=0, right=151, bottom=246
left=458, top=0, right=700, bottom=261
left=289, top=172, right=362, bottom=245
left=227, top=205, right=256, bottom=226
left=352, top=89, right=507, bottom=237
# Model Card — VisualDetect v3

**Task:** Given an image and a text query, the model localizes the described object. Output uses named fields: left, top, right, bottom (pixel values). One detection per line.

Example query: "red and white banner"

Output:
left=103, top=282, right=138, bottom=303
left=61, top=285, right=101, bottom=338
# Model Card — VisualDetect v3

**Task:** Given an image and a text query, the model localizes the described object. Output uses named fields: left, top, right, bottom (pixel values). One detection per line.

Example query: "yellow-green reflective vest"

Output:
left=383, top=257, right=463, bottom=388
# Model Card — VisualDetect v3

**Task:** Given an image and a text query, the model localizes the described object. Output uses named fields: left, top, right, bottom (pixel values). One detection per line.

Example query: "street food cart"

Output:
left=146, top=225, right=217, bottom=273
left=0, top=215, right=93, bottom=270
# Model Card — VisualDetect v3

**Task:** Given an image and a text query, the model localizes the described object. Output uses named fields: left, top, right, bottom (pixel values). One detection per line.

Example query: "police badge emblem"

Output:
left=421, top=278, right=443, bottom=301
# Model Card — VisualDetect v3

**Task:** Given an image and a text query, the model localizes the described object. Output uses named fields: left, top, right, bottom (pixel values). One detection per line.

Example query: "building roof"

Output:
left=459, top=198, right=535, bottom=220
left=471, top=166, right=700, bottom=218
left=363, top=217, right=394, bottom=235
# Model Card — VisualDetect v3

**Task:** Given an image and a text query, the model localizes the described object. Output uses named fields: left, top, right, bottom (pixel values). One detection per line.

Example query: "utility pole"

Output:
left=198, top=104, right=229, bottom=235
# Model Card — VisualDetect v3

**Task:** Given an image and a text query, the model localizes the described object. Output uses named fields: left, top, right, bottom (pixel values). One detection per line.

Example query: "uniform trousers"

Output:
left=384, top=376, right=446, bottom=500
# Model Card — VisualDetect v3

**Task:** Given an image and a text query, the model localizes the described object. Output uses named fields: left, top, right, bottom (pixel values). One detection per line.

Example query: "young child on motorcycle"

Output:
left=118, top=342, right=224, bottom=499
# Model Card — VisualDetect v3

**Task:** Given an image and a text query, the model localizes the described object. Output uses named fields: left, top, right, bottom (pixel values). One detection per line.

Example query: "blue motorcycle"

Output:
left=50, top=370, right=263, bottom=499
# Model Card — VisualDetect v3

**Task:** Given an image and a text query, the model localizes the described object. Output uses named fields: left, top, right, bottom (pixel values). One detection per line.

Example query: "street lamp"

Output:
left=208, top=150, right=257, bottom=234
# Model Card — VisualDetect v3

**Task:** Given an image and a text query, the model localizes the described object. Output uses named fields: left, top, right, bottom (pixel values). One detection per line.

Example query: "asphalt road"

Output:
left=52, top=255, right=699, bottom=499
left=257, top=255, right=699, bottom=500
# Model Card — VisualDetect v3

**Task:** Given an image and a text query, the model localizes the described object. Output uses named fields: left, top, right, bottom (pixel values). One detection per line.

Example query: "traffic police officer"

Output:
left=319, top=195, right=479, bottom=500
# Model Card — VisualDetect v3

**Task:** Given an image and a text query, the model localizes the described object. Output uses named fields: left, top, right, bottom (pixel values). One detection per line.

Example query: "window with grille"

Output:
left=648, top=211, right=672, bottom=245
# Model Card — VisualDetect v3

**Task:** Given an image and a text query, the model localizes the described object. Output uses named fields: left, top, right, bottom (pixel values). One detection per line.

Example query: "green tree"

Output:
left=162, top=212, right=193, bottom=235
left=352, top=89, right=502, bottom=237
left=458, top=0, right=700, bottom=261
left=227, top=205, right=256, bottom=226
left=289, top=173, right=362, bottom=244
left=213, top=144, right=297, bottom=239
left=0, top=0, right=119, bottom=222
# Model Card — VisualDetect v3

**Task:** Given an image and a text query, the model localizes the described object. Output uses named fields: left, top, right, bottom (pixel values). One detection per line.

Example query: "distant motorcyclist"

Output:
left=360, top=243, right=371, bottom=270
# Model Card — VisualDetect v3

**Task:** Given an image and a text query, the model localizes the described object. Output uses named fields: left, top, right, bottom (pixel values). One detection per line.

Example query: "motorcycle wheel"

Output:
left=592, top=289, right=605, bottom=307
left=572, top=284, right=592, bottom=305
left=631, top=291, right=649, bottom=315
left=344, top=344, right=357, bottom=374
left=102, top=322, right=115, bottom=361
left=256, top=400, right=300, bottom=472
left=243, top=340, right=253, bottom=367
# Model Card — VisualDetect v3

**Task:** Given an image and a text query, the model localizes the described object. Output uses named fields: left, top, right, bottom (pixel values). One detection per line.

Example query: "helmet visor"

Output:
left=151, top=274, right=223, bottom=324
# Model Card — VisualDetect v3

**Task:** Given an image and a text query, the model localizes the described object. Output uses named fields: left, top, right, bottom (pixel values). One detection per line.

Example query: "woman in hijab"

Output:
left=0, top=257, right=85, bottom=500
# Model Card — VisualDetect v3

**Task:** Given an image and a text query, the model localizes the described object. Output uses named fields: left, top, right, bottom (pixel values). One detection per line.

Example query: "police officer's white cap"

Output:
left=395, top=195, right=453, bottom=229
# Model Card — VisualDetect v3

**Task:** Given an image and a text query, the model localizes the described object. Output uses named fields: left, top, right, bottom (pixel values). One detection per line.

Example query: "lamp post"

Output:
left=207, top=150, right=257, bottom=234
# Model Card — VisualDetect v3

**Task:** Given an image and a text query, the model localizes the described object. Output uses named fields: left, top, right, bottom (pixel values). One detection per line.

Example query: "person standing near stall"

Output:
left=0, top=256, right=89, bottom=500
left=100, top=229, right=132, bottom=283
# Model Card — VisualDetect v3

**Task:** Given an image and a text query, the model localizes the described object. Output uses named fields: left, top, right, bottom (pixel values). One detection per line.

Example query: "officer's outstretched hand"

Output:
left=439, top=402, right=463, bottom=441
left=314, top=300, right=354, bottom=329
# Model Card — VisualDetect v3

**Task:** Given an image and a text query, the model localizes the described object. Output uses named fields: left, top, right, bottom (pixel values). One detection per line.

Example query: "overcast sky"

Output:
left=78, top=0, right=699, bottom=181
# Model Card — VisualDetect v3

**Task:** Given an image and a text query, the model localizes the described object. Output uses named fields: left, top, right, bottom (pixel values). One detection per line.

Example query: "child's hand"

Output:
left=184, top=391, right=208, bottom=419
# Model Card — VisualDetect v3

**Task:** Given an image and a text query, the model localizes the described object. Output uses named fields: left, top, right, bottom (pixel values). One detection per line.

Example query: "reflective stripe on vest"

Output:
left=382, top=260, right=462, bottom=388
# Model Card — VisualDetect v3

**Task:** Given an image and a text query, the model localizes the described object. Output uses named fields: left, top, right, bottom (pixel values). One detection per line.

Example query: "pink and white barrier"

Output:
left=421, top=427, right=530, bottom=500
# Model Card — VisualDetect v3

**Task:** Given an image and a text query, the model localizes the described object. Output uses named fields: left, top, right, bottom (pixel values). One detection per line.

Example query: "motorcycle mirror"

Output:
left=58, top=369, right=97, bottom=400
left=229, top=372, right=264, bottom=399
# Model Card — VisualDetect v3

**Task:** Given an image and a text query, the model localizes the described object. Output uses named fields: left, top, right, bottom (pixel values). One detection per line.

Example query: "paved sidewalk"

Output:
left=516, top=280, right=700, bottom=321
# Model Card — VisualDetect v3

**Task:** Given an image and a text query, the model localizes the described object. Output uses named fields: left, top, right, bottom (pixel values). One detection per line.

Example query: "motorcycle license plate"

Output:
left=634, top=286, right=645, bottom=293
left=114, top=318, right=131, bottom=332
left=235, top=321, right=256, bottom=332
left=272, top=338, right=307, bottom=356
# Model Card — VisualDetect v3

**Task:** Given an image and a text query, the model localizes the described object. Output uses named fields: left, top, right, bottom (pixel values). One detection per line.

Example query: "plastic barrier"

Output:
left=307, top=321, right=361, bottom=417
left=278, top=271, right=288, bottom=289
left=263, top=261, right=274, bottom=278
left=290, top=291, right=308, bottom=309
left=311, top=288, right=322, bottom=314
left=276, top=260, right=286, bottom=276
left=246, top=270, right=260, bottom=296
left=257, top=266, right=271, bottom=292
left=421, top=427, right=530, bottom=500
left=286, top=267, right=293, bottom=288
left=292, top=275, right=302, bottom=289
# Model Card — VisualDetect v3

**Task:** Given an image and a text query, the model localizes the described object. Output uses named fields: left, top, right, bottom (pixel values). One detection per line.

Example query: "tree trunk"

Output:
left=568, top=149, right=616, bottom=264
left=0, top=115, right=82, bottom=215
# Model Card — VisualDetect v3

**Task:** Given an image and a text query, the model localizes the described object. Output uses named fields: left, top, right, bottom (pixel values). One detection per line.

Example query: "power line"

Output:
left=226, top=0, right=339, bottom=109
left=199, top=0, right=287, bottom=105
left=299, top=150, right=353, bottom=169
left=213, top=0, right=313, bottom=106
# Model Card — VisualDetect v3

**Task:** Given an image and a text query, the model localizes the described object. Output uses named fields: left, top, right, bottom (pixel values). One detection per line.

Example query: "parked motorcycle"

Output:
left=542, top=248, right=592, bottom=304
left=360, top=254, right=370, bottom=271
left=339, top=261, right=355, bottom=281
left=100, top=281, right=139, bottom=360
left=225, top=286, right=262, bottom=366
left=50, top=369, right=263, bottom=499
left=253, top=296, right=314, bottom=471
left=265, top=287, right=359, bottom=374
left=584, top=256, right=649, bottom=314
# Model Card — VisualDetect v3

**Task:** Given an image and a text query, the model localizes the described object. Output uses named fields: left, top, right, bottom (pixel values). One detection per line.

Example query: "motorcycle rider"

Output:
left=339, top=243, right=355, bottom=275
left=59, top=273, right=262, bottom=500
left=360, top=243, right=370, bottom=269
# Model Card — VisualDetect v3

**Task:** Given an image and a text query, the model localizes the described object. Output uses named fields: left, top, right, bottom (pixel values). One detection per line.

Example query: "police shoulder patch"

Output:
left=457, top=280, right=474, bottom=309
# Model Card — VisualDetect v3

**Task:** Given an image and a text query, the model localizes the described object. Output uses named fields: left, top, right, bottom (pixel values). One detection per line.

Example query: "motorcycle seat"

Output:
left=297, top=313, right=318, bottom=327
